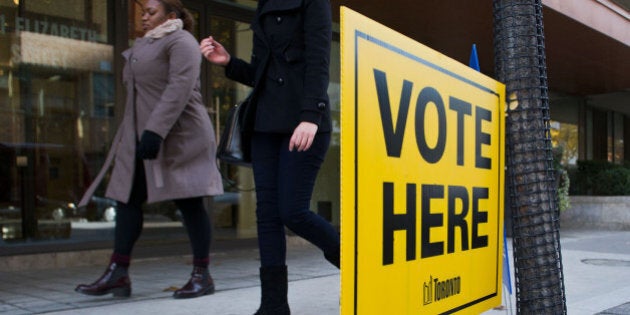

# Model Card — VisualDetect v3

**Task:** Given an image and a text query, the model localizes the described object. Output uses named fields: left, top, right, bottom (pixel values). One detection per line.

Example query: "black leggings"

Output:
left=114, top=160, right=212, bottom=261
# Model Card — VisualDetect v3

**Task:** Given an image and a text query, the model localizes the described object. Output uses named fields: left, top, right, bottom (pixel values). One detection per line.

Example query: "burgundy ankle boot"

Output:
left=75, top=262, right=131, bottom=297
left=173, top=266, right=215, bottom=299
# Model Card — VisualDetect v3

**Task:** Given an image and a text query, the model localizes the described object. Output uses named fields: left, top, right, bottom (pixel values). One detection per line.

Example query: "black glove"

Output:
left=137, top=130, right=163, bottom=160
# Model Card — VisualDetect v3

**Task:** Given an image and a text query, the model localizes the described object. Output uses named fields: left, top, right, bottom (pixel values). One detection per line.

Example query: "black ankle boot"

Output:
left=75, top=262, right=131, bottom=297
left=173, top=266, right=215, bottom=299
left=254, top=265, right=290, bottom=315
left=324, top=246, right=340, bottom=269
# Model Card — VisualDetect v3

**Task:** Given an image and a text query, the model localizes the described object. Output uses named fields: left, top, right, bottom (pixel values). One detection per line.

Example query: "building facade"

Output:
left=0, top=0, right=628, bottom=252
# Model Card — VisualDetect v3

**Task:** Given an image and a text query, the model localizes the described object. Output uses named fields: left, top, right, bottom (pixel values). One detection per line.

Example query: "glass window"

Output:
left=200, top=7, right=343, bottom=236
left=610, top=112, right=624, bottom=163
left=550, top=98, right=579, bottom=166
left=550, top=120, right=578, bottom=166
left=0, top=0, right=113, bottom=240
left=207, top=15, right=256, bottom=239
left=205, top=15, right=342, bottom=237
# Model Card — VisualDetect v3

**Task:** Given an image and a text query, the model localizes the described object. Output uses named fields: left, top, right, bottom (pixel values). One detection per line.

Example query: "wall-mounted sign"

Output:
left=13, top=32, right=112, bottom=71
left=0, top=12, right=102, bottom=43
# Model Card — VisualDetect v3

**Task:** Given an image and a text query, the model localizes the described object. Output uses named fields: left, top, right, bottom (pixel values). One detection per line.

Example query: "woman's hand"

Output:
left=137, top=130, right=163, bottom=160
left=289, top=122, right=319, bottom=152
left=200, top=36, right=231, bottom=66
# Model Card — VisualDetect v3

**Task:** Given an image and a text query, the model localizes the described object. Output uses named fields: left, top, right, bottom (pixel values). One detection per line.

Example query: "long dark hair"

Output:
left=158, top=0, right=195, bottom=32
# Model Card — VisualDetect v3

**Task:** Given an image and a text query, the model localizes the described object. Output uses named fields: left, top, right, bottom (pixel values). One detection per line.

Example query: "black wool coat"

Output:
left=225, top=0, right=332, bottom=134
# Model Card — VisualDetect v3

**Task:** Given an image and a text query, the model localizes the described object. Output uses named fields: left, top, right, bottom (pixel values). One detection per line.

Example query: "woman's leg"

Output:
left=252, top=132, right=339, bottom=266
left=174, top=197, right=211, bottom=267
left=112, top=158, right=147, bottom=265
left=75, top=159, right=146, bottom=297
left=172, top=197, right=215, bottom=299
left=251, top=132, right=290, bottom=314
left=277, top=132, right=340, bottom=264
left=251, top=132, right=286, bottom=267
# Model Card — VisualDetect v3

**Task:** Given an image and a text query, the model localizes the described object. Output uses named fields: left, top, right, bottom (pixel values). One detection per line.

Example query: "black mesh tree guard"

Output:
left=492, top=0, right=567, bottom=314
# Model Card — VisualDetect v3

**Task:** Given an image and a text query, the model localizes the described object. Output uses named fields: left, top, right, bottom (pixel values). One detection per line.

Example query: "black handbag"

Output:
left=217, top=98, right=252, bottom=167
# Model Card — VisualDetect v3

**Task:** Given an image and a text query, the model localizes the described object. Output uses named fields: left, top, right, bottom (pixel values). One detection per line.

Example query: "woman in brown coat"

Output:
left=75, top=0, right=223, bottom=299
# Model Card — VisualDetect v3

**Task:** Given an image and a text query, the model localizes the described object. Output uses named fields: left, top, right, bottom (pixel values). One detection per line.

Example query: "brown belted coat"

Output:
left=79, top=29, right=223, bottom=207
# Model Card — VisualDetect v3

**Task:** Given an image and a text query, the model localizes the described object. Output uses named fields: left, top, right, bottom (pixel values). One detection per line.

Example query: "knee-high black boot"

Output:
left=254, top=265, right=290, bottom=315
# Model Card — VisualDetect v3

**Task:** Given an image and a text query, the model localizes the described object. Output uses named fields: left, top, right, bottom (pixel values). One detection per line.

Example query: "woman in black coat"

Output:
left=200, top=0, right=339, bottom=313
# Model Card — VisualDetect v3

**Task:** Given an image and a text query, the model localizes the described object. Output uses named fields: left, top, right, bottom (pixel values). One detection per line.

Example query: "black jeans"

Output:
left=251, top=132, right=340, bottom=267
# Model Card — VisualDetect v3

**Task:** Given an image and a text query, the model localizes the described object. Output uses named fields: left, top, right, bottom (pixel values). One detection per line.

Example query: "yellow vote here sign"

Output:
left=340, top=7, right=506, bottom=315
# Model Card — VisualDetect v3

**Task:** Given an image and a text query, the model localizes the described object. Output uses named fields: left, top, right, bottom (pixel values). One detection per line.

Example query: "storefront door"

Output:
left=181, top=0, right=258, bottom=239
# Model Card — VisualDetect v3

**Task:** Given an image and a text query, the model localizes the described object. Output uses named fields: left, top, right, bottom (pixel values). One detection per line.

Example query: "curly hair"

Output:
left=156, top=0, right=195, bottom=32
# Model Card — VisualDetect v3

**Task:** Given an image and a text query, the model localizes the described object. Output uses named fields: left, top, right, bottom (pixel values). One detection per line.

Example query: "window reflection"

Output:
left=550, top=120, right=578, bottom=166
left=0, top=0, right=113, bottom=240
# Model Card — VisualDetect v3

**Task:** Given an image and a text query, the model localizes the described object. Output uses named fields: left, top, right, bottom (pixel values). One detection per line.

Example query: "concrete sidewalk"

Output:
left=44, top=274, right=340, bottom=315
left=2, top=229, right=630, bottom=315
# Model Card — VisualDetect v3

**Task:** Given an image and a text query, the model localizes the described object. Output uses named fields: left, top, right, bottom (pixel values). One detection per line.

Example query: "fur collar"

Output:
left=144, top=19, right=183, bottom=39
